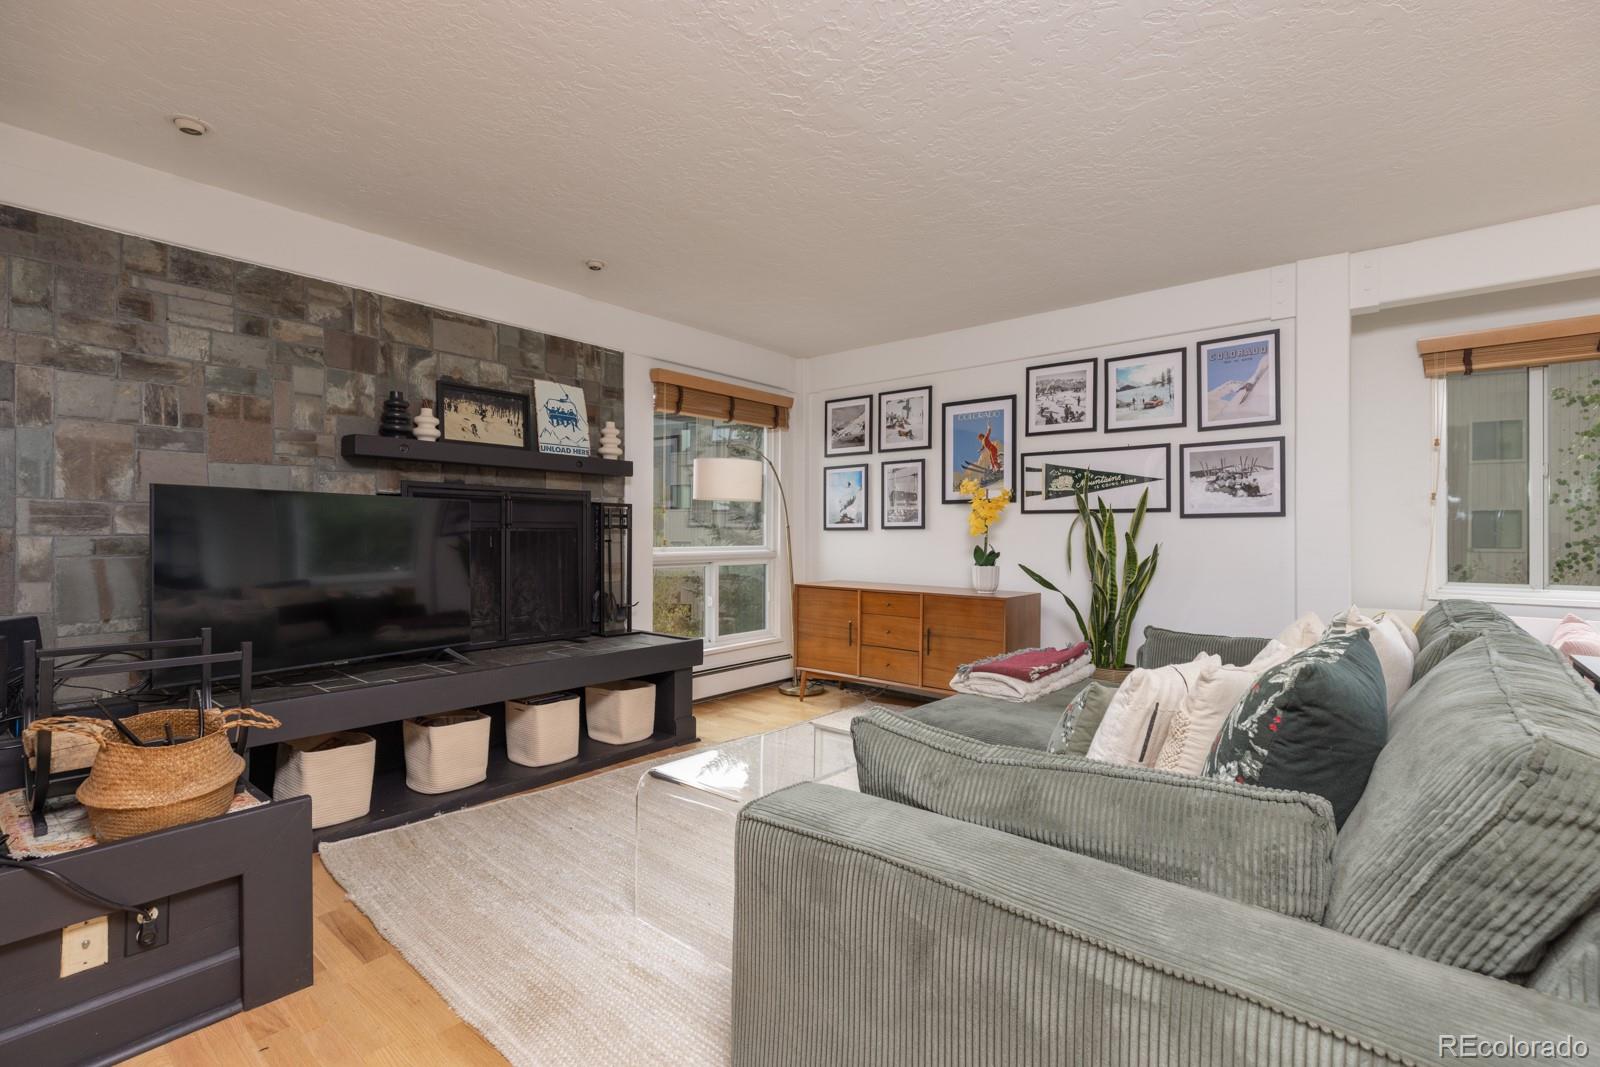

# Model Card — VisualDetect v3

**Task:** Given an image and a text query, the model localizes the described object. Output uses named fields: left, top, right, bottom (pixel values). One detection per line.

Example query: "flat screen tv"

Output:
left=150, top=485, right=473, bottom=675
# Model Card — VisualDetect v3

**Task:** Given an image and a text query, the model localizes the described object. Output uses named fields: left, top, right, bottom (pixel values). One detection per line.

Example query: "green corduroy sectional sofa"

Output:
left=732, top=600, right=1600, bottom=1066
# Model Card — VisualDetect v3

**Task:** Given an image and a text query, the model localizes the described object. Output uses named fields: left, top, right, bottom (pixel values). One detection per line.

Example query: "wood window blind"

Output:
left=650, top=369, right=793, bottom=429
left=1418, top=314, right=1600, bottom=378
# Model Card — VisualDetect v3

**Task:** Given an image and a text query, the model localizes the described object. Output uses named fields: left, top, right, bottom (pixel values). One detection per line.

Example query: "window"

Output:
left=1441, top=360, right=1600, bottom=593
left=652, top=412, right=775, bottom=647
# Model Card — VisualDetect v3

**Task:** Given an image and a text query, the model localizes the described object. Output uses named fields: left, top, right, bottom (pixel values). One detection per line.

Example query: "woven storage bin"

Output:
left=31, top=708, right=279, bottom=843
left=403, top=711, right=490, bottom=794
left=273, top=731, right=376, bottom=829
left=584, top=680, right=655, bottom=745
left=506, top=694, right=580, bottom=767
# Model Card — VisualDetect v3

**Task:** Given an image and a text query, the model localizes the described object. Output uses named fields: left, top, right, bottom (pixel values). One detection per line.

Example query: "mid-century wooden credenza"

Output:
left=794, top=581, right=1041, bottom=698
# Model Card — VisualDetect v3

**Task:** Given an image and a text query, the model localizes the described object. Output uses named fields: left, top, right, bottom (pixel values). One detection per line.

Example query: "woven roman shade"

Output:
left=1418, top=313, right=1600, bottom=378
left=650, top=368, right=792, bottom=429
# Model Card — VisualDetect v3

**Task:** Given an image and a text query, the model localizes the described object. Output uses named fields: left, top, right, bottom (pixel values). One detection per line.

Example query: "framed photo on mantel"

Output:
left=436, top=379, right=531, bottom=449
left=941, top=395, right=1015, bottom=504
left=881, top=458, right=926, bottom=529
left=823, top=463, right=869, bottom=530
left=877, top=385, right=932, bottom=452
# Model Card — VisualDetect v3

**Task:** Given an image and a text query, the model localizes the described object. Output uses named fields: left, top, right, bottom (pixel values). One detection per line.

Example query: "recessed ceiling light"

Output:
left=585, top=260, right=606, bottom=272
left=171, top=115, right=210, bottom=137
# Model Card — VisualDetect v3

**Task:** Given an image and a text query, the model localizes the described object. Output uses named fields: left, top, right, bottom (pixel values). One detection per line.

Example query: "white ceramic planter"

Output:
left=506, top=693, right=581, bottom=767
left=403, top=711, right=490, bottom=794
left=971, top=565, right=999, bottom=592
left=585, top=680, right=656, bottom=745
left=272, top=731, right=376, bottom=829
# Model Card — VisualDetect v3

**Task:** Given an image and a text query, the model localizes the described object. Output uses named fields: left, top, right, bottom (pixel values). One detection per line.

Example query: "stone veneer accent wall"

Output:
left=0, top=204, right=626, bottom=647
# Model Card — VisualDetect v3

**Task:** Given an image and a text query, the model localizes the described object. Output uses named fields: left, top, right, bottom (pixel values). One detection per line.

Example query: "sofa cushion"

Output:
left=1410, top=627, right=1482, bottom=683
left=1087, top=655, right=1216, bottom=767
left=1045, top=681, right=1117, bottom=757
left=851, top=708, right=1337, bottom=920
left=903, top=688, right=1080, bottom=751
left=1136, top=625, right=1268, bottom=669
left=1527, top=906, right=1600, bottom=1008
left=1202, top=628, right=1387, bottom=827
left=1325, top=628, right=1600, bottom=979
left=1415, top=598, right=1524, bottom=648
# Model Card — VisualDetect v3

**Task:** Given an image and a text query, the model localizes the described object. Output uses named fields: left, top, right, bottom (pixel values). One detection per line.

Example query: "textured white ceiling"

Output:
left=2, top=0, right=1598, bottom=356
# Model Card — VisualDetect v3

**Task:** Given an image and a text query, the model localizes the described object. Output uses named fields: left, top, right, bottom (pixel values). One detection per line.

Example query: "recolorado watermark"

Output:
left=1440, top=1034, right=1589, bottom=1059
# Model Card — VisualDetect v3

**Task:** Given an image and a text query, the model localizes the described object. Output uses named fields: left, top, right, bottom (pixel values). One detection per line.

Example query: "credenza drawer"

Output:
left=860, top=613, right=919, bottom=651
left=859, top=591, right=920, bottom=618
left=860, top=646, right=921, bottom=686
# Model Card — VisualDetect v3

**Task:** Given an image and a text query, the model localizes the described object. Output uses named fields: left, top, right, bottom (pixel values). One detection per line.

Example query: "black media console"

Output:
left=231, top=631, right=703, bottom=846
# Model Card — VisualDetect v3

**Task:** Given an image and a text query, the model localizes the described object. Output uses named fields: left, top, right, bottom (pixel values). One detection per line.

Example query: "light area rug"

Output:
left=320, top=708, right=876, bottom=1066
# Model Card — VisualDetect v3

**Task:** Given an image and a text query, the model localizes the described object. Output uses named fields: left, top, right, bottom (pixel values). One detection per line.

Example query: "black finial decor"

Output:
left=380, top=391, right=413, bottom=437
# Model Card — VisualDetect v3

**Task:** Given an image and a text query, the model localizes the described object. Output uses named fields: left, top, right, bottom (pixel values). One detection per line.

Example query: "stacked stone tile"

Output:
left=0, top=205, right=625, bottom=647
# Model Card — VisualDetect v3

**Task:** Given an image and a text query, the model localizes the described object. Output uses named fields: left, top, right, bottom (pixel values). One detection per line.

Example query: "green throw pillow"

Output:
left=1136, top=625, right=1269, bottom=669
left=1203, top=629, right=1387, bottom=827
left=1411, top=627, right=1482, bottom=684
left=1047, top=681, right=1117, bottom=757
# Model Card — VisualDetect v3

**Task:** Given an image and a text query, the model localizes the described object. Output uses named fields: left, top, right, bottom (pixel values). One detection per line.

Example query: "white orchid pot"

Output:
left=971, top=565, right=999, bottom=592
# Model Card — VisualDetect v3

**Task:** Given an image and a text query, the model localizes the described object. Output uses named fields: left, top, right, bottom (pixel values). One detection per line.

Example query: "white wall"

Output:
left=1349, top=276, right=1600, bottom=614
left=0, top=122, right=803, bottom=695
left=801, top=270, right=1309, bottom=647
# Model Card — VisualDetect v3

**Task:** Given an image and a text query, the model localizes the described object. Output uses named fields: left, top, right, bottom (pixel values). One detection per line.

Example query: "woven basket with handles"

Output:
left=28, top=708, right=279, bottom=842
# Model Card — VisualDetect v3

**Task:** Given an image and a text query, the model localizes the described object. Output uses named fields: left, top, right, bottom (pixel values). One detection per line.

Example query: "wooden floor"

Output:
left=128, top=682, right=915, bottom=1067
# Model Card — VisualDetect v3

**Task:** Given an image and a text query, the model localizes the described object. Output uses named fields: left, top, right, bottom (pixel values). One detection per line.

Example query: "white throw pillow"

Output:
left=1332, top=608, right=1414, bottom=714
left=1273, top=612, right=1325, bottom=651
left=1155, top=662, right=1261, bottom=776
left=1087, top=654, right=1217, bottom=767
left=1381, top=612, right=1421, bottom=658
left=1246, top=639, right=1297, bottom=672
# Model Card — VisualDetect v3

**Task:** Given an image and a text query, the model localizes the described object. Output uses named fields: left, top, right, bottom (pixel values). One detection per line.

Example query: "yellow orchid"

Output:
left=962, top=480, right=1011, bottom=565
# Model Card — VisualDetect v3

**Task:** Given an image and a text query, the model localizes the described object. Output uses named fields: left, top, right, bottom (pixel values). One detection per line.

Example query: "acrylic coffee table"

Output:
left=633, top=708, right=866, bottom=966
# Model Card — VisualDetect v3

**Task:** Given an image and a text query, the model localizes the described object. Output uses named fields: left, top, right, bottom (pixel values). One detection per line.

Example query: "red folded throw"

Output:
left=971, top=642, right=1089, bottom=682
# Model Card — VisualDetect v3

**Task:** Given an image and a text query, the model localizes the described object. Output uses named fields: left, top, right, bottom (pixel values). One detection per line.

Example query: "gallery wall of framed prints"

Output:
left=819, top=325, right=1289, bottom=533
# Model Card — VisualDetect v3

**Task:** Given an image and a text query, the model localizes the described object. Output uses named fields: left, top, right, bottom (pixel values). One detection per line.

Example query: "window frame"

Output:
left=651, top=417, right=782, bottom=652
left=1433, top=366, right=1600, bottom=608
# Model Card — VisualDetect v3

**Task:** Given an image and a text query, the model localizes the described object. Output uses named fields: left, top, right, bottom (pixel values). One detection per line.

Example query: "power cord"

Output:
left=0, top=856, right=162, bottom=945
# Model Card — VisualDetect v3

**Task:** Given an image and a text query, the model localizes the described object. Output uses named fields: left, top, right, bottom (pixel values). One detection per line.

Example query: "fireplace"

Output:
left=404, top=483, right=592, bottom=645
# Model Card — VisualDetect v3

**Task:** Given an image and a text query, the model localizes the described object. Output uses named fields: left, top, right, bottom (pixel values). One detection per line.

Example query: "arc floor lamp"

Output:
left=692, top=450, right=823, bottom=698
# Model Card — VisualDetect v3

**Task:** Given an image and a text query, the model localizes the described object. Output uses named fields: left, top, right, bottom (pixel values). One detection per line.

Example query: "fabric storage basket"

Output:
left=403, top=711, right=491, bottom=794
left=272, top=731, right=376, bottom=829
left=30, top=708, right=279, bottom=843
left=506, top=693, right=580, bottom=767
left=585, top=680, right=656, bottom=745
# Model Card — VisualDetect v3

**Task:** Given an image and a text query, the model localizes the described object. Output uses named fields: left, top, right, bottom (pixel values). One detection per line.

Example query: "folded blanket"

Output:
left=950, top=650, right=1094, bottom=703
left=962, top=643, right=1090, bottom=682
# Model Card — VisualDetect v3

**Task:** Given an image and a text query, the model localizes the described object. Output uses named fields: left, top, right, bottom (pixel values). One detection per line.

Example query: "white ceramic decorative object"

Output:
left=412, top=405, right=440, bottom=442
left=971, top=565, right=999, bottom=592
left=598, top=420, right=623, bottom=460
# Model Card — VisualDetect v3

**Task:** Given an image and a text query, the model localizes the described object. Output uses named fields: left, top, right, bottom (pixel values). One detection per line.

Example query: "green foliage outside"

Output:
left=1550, top=368, right=1600, bottom=586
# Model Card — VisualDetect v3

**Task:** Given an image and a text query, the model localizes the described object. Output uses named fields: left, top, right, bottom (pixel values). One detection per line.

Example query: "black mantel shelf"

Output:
left=341, top=433, right=632, bottom=477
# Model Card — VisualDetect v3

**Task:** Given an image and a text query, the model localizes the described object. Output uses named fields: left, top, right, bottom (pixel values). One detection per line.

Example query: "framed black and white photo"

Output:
left=1025, top=357, right=1096, bottom=435
left=877, top=385, right=932, bottom=452
left=823, top=395, right=873, bottom=456
left=1104, top=348, right=1186, bottom=433
left=823, top=464, right=869, bottom=530
left=1197, top=330, right=1281, bottom=431
left=1179, top=437, right=1286, bottom=518
left=881, top=459, right=925, bottom=529
left=436, top=379, right=531, bottom=449
left=1021, top=443, right=1171, bottom=514
left=941, top=395, right=1016, bottom=504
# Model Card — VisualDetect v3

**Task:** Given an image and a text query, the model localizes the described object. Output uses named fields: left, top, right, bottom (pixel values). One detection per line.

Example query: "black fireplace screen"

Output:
left=405, top=484, right=592, bottom=645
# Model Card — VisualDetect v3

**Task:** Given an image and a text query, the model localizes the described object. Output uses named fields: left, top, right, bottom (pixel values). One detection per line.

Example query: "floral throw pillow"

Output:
left=1202, top=628, right=1388, bottom=827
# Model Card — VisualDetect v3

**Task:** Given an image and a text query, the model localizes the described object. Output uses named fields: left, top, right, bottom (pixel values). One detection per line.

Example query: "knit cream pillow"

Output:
left=1087, top=654, right=1217, bottom=767
left=1156, top=662, right=1262, bottom=776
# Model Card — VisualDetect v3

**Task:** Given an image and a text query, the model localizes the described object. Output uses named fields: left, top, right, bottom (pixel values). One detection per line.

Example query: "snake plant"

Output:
left=1020, top=479, right=1160, bottom=670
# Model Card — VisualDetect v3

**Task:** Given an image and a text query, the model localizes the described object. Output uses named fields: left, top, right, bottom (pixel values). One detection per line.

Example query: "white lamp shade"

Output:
left=693, top=457, right=764, bottom=502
